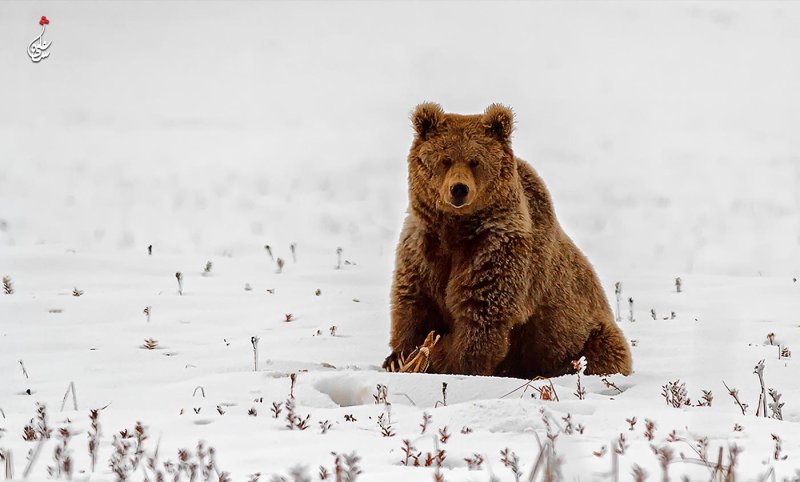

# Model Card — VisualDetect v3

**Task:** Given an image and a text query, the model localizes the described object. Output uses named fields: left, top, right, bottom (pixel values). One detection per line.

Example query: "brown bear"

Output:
left=383, top=103, right=632, bottom=379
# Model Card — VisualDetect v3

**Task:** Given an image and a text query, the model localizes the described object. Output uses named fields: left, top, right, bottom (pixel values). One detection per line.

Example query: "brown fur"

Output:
left=384, top=103, right=632, bottom=378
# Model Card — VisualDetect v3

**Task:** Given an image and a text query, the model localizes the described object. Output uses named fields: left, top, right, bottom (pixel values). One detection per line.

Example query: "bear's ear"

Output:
left=411, top=102, right=444, bottom=140
left=482, top=103, right=515, bottom=143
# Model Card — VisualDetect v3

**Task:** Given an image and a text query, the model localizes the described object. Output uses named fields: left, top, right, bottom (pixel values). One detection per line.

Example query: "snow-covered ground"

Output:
left=1, top=1, right=799, bottom=480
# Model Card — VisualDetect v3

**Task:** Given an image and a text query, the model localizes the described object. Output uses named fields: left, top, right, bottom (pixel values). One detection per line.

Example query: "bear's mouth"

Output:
left=447, top=199, right=470, bottom=209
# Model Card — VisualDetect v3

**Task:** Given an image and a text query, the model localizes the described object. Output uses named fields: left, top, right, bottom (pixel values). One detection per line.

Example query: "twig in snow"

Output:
left=2, top=448, right=14, bottom=479
left=722, top=381, right=748, bottom=415
left=601, top=377, right=624, bottom=394
left=22, top=438, right=46, bottom=478
left=628, top=297, right=635, bottom=322
left=59, top=382, right=78, bottom=411
left=435, top=382, right=448, bottom=407
left=251, top=337, right=260, bottom=372
left=18, top=360, right=28, bottom=379
left=753, top=359, right=768, bottom=417
left=572, top=358, right=586, bottom=400
left=614, top=282, right=622, bottom=323
left=336, top=247, right=343, bottom=270
left=175, top=272, right=183, bottom=295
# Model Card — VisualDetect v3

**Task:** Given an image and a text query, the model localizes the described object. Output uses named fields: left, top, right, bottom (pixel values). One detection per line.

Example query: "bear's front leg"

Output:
left=430, top=237, right=533, bottom=376
left=384, top=246, right=442, bottom=371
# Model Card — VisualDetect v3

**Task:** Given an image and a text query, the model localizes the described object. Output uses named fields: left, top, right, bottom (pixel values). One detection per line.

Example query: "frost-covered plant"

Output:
left=2, top=276, right=13, bottom=295
left=697, top=390, right=713, bottom=407
left=109, top=431, right=133, bottom=481
left=631, top=464, right=647, bottom=482
left=643, top=419, right=656, bottom=441
left=48, top=427, right=73, bottom=479
left=142, top=338, right=158, bottom=350
left=500, top=448, right=521, bottom=482
left=399, top=440, right=419, bottom=466
left=373, top=384, right=388, bottom=405
left=772, top=434, right=787, bottom=461
left=319, top=420, right=332, bottom=434
left=464, top=454, right=484, bottom=470
left=23, top=403, right=52, bottom=441
left=768, top=389, right=784, bottom=420
left=562, top=414, right=574, bottom=435
left=438, top=427, right=450, bottom=444
left=330, top=452, right=361, bottom=482
left=420, top=412, right=432, bottom=434
left=661, top=380, right=691, bottom=408
left=284, top=398, right=309, bottom=431
left=88, top=409, right=100, bottom=472
left=376, top=413, right=394, bottom=438
left=614, top=433, right=628, bottom=455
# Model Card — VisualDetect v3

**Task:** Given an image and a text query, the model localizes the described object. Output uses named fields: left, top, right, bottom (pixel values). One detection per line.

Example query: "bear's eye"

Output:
left=442, top=158, right=452, bottom=168
left=469, top=159, right=479, bottom=168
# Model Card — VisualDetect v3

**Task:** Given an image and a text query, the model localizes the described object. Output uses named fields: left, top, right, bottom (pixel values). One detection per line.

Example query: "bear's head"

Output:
left=407, top=103, right=516, bottom=218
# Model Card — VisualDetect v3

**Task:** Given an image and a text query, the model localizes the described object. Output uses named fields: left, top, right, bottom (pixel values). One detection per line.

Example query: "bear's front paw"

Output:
left=383, top=332, right=441, bottom=373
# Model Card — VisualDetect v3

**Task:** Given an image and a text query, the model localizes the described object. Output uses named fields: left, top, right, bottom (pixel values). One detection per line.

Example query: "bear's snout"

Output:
left=442, top=164, right=476, bottom=210
left=449, top=183, right=469, bottom=207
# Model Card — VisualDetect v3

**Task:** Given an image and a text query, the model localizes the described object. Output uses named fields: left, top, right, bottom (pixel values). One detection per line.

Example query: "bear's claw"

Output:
left=383, top=331, right=440, bottom=374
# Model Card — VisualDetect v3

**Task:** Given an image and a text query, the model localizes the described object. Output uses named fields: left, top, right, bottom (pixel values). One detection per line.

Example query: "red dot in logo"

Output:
left=39, top=16, right=49, bottom=26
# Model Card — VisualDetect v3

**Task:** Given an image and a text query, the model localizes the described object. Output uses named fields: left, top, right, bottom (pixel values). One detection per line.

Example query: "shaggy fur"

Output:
left=383, top=103, right=632, bottom=378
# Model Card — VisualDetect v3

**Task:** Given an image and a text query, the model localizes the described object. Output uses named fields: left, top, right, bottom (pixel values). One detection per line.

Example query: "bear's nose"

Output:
left=450, top=183, right=469, bottom=205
